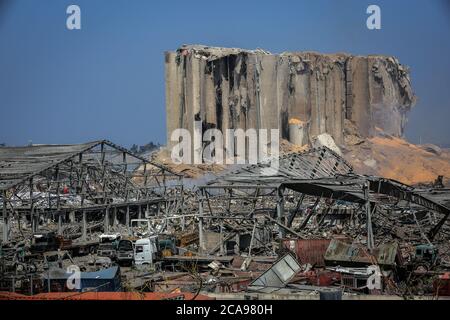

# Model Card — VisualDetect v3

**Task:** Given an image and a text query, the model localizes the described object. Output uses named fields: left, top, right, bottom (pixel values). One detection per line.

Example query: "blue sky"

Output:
left=0, top=0, right=450, bottom=147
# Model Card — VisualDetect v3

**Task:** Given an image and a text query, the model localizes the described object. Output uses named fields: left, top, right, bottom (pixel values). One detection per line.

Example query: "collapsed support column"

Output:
left=219, top=219, right=224, bottom=255
left=2, top=190, right=9, bottom=243
left=57, top=214, right=62, bottom=236
left=198, top=217, right=204, bottom=253
left=113, top=207, right=118, bottom=225
left=364, top=182, right=375, bottom=251
left=181, top=216, right=185, bottom=231
left=82, top=210, right=87, bottom=241
left=104, top=207, right=109, bottom=233
left=29, top=178, right=36, bottom=233
left=69, top=211, right=75, bottom=223
left=198, top=190, right=205, bottom=253
left=276, top=187, right=286, bottom=238
left=126, top=206, right=130, bottom=229
left=79, top=153, right=86, bottom=241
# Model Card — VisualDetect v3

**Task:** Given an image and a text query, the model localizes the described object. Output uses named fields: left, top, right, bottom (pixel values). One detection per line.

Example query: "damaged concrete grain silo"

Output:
left=165, top=44, right=415, bottom=151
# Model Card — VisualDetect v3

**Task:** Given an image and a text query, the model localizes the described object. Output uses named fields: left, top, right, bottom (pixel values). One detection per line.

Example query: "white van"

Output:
left=134, top=236, right=158, bottom=265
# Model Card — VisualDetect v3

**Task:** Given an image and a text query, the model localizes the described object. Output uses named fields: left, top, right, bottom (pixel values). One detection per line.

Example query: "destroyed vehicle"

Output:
left=0, top=246, right=17, bottom=273
left=415, top=245, right=439, bottom=265
left=97, top=233, right=121, bottom=259
left=30, top=232, right=98, bottom=257
left=87, top=256, right=113, bottom=271
left=396, top=244, right=440, bottom=278
left=14, top=261, right=37, bottom=274
left=97, top=243, right=117, bottom=259
left=43, top=250, right=73, bottom=270
left=30, top=232, right=59, bottom=253
left=134, top=236, right=158, bottom=266
left=157, top=236, right=177, bottom=257
left=2, top=245, right=37, bottom=274
left=99, top=233, right=121, bottom=242
left=405, top=244, right=440, bottom=271
left=117, top=239, right=134, bottom=266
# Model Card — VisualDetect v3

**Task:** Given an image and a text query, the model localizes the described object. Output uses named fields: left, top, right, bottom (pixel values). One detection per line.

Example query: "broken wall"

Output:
left=165, top=45, right=415, bottom=149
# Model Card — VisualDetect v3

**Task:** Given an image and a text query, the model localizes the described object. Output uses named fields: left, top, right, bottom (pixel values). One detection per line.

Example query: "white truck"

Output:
left=133, top=235, right=158, bottom=266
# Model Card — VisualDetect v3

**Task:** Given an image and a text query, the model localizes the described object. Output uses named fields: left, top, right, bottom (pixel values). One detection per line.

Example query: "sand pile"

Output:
left=343, top=134, right=450, bottom=185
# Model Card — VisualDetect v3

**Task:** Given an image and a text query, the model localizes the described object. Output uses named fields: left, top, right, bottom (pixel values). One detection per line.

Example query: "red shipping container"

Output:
left=282, top=239, right=331, bottom=267
left=434, top=273, right=450, bottom=296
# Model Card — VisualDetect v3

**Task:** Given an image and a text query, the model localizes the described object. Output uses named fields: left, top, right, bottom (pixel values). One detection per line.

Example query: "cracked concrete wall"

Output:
left=165, top=45, right=416, bottom=149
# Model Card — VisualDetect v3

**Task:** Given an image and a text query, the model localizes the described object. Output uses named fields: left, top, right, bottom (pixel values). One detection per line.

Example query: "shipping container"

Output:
left=282, top=239, right=331, bottom=267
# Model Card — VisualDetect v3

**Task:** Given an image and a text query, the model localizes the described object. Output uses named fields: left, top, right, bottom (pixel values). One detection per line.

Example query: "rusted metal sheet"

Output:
left=282, top=239, right=331, bottom=267
left=178, top=232, right=199, bottom=247
left=324, top=239, right=399, bottom=267
left=434, top=273, right=450, bottom=296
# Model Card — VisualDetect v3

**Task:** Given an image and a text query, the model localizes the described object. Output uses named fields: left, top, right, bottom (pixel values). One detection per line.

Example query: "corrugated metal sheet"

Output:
left=282, top=239, right=331, bottom=267
left=206, top=147, right=353, bottom=187
left=324, top=239, right=399, bottom=267
left=0, top=142, right=99, bottom=190
left=249, top=253, right=301, bottom=288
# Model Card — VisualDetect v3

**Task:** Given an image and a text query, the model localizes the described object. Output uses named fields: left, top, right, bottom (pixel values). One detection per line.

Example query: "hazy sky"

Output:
left=1, top=0, right=449, bottom=147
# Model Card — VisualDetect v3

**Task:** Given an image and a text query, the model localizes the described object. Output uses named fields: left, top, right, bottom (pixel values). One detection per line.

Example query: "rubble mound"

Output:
left=150, top=139, right=310, bottom=179
left=151, top=134, right=450, bottom=186
left=150, top=148, right=226, bottom=179
left=343, top=133, right=450, bottom=185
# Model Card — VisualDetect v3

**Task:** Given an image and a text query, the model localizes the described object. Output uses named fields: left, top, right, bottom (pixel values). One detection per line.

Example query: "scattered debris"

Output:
left=1, top=45, right=449, bottom=300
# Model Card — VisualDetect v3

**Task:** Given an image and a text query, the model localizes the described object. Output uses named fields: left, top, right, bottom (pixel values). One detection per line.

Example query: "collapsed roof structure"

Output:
left=2, top=143, right=449, bottom=297
left=1, top=45, right=449, bottom=299
left=198, top=147, right=450, bottom=254
left=0, top=140, right=182, bottom=243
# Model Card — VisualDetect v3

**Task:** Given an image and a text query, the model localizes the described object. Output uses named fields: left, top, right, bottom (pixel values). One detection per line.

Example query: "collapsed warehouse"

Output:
left=1, top=45, right=450, bottom=300
left=0, top=140, right=184, bottom=294
left=2, top=143, right=450, bottom=299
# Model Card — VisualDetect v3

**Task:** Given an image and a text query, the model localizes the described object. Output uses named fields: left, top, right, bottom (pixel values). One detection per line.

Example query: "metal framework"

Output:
left=197, top=147, right=450, bottom=253
left=0, top=140, right=183, bottom=243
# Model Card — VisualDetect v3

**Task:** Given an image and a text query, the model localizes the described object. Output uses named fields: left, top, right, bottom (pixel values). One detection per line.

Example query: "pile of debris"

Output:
left=1, top=144, right=450, bottom=299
